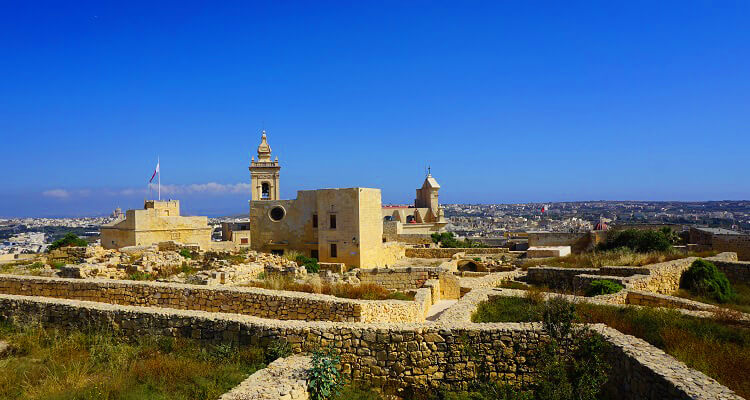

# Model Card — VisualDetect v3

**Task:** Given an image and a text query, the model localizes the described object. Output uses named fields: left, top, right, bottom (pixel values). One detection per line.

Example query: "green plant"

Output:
left=296, top=255, right=320, bottom=273
left=265, top=339, right=292, bottom=363
left=128, top=271, right=154, bottom=281
left=585, top=279, right=624, bottom=297
left=51, top=261, right=65, bottom=269
left=597, top=228, right=672, bottom=253
left=308, top=347, right=344, bottom=400
left=27, top=262, right=44, bottom=269
left=47, top=233, right=88, bottom=251
left=472, top=257, right=481, bottom=262
left=178, top=248, right=192, bottom=259
left=431, top=232, right=487, bottom=248
left=680, top=259, right=735, bottom=303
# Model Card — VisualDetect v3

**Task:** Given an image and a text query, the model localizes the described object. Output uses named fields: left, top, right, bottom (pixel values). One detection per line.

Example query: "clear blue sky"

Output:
left=2, top=1, right=749, bottom=217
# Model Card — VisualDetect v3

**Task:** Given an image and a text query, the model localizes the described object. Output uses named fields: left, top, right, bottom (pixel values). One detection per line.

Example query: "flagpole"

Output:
left=158, top=156, right=161, bottom=201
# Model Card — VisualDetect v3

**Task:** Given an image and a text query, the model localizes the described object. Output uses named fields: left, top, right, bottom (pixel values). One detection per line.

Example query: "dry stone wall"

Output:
left=404, top=247, right=508, bottom=259
left=356, top=267, right=461, bottom=300
left=711, top=260, right=750, bottom=284
left=219, top=355, right=310, bottom=400
left=0, top=274, right=426, bottom=323
left=0, top=293, right=740, bottom=399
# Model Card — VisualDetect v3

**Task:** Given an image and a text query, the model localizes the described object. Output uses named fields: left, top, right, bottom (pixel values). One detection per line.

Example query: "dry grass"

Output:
left=244, top=275, right=414, bottom=301
left=0, top=320, right=265, bottom=400
left=521, top=248, right=718, bottom=270
left=674, top=283, right=750, bottom=314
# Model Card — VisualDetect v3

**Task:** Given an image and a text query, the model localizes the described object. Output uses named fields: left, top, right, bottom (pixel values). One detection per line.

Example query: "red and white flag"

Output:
left=149, top=160, right=160, bottom=183
left=541, top=205, right=547, bottom=213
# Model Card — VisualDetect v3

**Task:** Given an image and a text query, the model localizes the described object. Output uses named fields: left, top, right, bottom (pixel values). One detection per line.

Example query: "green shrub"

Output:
left=680, top=259, right=735, bottom=303
left=265, top=339, right=292, bottom=363
left=431, top=232, right=486, bottom=248
left=473, top=257, right=481, bottom=262
left=28, top=262, right=45, bottom=269
left=178, top=248, right=192, bottom=259
left=296, top=255, right=320, bottom=273
left=585, top=279, right=624, bottom=297
left=48, top=233, right=88, bottom=251
left=51, top=261, right=65, bottom=269
left=308, top=347, right=344, bottom=400
left=128, top=272, right=154, bottom=281
left=597, top=228, right=672, bottom=253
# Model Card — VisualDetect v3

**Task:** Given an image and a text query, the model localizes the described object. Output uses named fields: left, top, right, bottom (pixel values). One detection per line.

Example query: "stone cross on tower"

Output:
left=249, top=130, right=281, bottom=201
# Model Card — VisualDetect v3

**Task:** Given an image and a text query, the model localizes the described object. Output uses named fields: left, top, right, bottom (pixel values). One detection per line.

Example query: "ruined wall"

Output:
left=404, top=247, right=508, bottom=258
left=712, top=234, right=750, bottom=261
left=527, top=232, right=596, bottom=253
left=0, top=274, right=426, bottom=323
left=0, top=294, right=738, bottom=399
left=711, top=260, right=750, bottom=284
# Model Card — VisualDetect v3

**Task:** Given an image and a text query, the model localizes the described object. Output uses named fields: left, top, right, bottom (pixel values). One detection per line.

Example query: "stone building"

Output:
left=382, top=173, right=447, bottom=241
left=246, top=132, right=402, bottom=268
left=100, top=200, right=212, bottom=249
left=249, top=130, right=281, bottom=201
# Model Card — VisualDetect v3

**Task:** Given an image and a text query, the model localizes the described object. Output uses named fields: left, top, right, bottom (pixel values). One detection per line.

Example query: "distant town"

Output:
left=3, top=200, right=748, bottom=256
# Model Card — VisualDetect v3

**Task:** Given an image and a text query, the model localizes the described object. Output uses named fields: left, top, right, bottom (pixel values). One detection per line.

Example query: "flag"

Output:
left=541, top=205, right=547, bottom=213
left=149, top=161, right=160, bottom=183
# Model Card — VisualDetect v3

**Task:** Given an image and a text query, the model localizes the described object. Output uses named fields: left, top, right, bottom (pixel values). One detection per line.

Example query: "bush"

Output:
left=178, top=249, right=192, bottom=259
left=47, top=233, right=88, bottom=251
left=265, top=339, right=292, bottom=363
left=296, top=255, right=320, bottom=273
left=680, top=259, right=735, bottom=303
left=585, top=280, right=624, bottom=297
left=308, top=347, right=344, bottom=400
left=431, top=232, right=486, bottom=248
left=597, top=228, right=673, bottom=253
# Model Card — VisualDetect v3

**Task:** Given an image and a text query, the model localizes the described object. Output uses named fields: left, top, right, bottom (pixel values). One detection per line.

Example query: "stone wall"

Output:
left=0, top=294, right=739, bottom=399
left=219, top=355, right=310, bottom=400
left=0, top=274, right=425, bottom=323
left=626, top=290, right=717, bottom=311
left=527, top=232, right=597, bottom=254
left=711, top=260, right=750, bottom=284
left=709, top=233, right=750, bottom=261
left=404, top=247, right=508, bottom=259
left=526, top=267, right=598, bottom=290
left=355, top=267, right=461, bottom=300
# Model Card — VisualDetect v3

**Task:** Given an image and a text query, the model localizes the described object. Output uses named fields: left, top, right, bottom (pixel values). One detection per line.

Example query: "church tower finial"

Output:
left=256, top=130, right=272, bottom=162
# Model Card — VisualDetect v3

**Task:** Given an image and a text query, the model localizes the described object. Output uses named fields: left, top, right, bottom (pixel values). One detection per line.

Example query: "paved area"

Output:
left=426, top=299, right=457, bottom=321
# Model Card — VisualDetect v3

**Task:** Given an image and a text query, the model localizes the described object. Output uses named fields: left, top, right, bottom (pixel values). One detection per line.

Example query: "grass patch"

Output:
left=0, top=320, right=266, bottom=400
left=675, top=282, right=750, bottom=315
left=473, top=296, right=750, bottom=398
left=496, top=280, right=529, bottom=290
left=244, top=275, right=414, bottom=301
left=522, top=248, right=716, bottom=270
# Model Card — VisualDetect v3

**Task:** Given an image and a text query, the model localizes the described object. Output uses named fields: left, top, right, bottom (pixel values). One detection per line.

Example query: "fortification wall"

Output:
left=527, top=232, right=596, bottom=253
left=711, top=260, right=750, bottom=283
left=0, top=294, right=738, bottom=399
left=711, top=234, right=750, bottom=261
left=0, top=274, right=425, bottom=323
left=404, top=247, right=508, bottom=258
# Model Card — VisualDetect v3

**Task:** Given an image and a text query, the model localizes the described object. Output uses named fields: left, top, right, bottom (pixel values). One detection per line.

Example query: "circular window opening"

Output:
left=269, top=206, right=285, bottom=221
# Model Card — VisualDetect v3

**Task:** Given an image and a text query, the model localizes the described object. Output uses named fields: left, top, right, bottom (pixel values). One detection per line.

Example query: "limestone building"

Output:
left=247, top=132, right=402, bottom=268
left=100, top=200, right=212, bottom=249
left=382, top=172, right=447, bottom=241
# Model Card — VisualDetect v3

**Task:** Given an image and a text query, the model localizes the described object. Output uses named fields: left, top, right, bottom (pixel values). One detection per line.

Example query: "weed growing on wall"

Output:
left=308, top=347, right=344, bottom=400
left=585, top=280, right=624, bottom=297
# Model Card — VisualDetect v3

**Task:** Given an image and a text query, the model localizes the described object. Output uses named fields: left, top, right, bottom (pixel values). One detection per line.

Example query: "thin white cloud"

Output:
left=42, top=189, right=71, bottom=199
left=42, top=183, right=250, bottom=200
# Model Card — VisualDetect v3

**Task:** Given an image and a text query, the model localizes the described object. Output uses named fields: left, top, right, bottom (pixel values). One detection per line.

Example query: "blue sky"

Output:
left=2, top=1, right=749, bottom=217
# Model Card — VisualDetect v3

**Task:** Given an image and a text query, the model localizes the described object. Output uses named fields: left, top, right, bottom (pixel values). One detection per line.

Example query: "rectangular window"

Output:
left=312, top=214, right=318, bottom=228
left=240, top=238, right=248, bottom=244
left=271, top=249, right=284, bottom=256
left=330, top=243, right=337, bottom=258
left=330, top=214, right=337, bottom=229
left=311, top=250, right=319, bottom=260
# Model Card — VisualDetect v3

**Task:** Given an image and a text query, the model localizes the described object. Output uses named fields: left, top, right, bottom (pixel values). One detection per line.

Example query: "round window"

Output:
left=269, top=206, right=285, bottom=221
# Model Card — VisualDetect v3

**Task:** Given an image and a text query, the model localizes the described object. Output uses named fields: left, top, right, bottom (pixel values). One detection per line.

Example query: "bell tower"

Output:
left=249, top=130, right=281, bottom=201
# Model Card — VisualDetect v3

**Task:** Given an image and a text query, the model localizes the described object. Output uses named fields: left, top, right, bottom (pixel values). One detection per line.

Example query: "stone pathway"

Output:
left=425, top=299, right=457, bottom=321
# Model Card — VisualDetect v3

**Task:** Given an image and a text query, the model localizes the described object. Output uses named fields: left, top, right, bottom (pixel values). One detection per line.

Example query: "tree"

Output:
left=48, top=233, right=88, bottom=251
